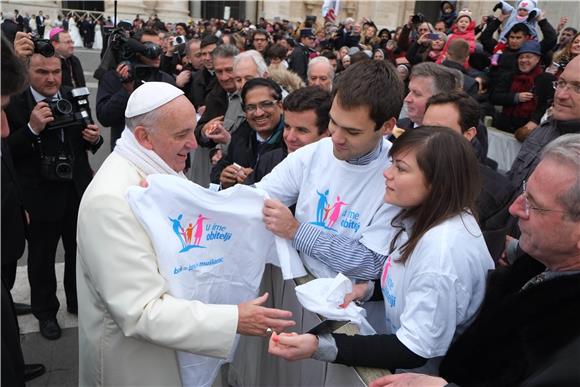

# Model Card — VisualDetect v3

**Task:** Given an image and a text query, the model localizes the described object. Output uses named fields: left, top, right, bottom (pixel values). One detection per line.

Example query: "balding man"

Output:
left=370, top=134, right=580, bottom=387
left=507, top=54, right=580, bottom=190
left=307, top=56, right=334, bottom=92
left=5, top=51, right=102, bottom=340
left=76, top=82, right=294, bottom=386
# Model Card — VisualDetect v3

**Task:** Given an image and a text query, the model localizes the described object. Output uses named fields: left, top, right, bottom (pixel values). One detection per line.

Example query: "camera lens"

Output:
left=34, top=39, right=55, bottom=57
left=55, top=99, right=73, bottom=115
left=55, top=162, right=72, bottom=178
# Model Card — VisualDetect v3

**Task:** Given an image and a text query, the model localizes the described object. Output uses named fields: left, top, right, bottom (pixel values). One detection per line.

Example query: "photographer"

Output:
left=5, top=49, right=102, bottom=341
left=96, top=28, right=175, bottom=150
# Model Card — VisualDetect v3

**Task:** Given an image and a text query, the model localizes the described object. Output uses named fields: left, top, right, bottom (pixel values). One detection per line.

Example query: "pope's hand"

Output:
left=237, top=293, right=294, bottom=336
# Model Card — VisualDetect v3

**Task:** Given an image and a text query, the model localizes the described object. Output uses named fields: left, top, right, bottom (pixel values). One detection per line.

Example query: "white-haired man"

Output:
left=76, top=82, right=294, bottom=386
left=307, top=56, right=334, bottom=92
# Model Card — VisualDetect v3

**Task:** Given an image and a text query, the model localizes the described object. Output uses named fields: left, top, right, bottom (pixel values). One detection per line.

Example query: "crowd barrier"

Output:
left=227, top=265, right=390, bottom=386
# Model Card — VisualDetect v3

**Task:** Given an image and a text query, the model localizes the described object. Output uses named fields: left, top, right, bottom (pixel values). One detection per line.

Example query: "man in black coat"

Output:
left=35, top=11, right=45, bottom=37
left=369, top=134, right=580, bottom=387
left=96, top=28, right=175, bottom=150
left=422, top=91, right=513, bottom=260
left=50, top=29, right=86, bottom=88
left=1, top=12, right=19, bottom=43
left=211, top=78, right=285, bottom=187
left=1, top=35, right=46, bottom=386
left=187, top=35, right=218, bottom=109
left=288, top=28, right=317, bottom=81
left=5, top=52, right=103, bottom=341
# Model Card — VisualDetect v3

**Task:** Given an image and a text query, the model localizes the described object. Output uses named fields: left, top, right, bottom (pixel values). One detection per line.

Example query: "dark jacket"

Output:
left=210, top=119, right=284, bottom=184
left=1, top=20, right=19, bottom=43
left=507, top=118, right=580, bottom=190
left=288, top=43, right=313, bottom=81
left=246, top=146, right=288, bottom=184
left=1, top=141, right=27, bottom=265
left=96, top=68, right=175, bottom=149
left=60, top=55, right=86, bottom=88
left=5, top=87, right=102, bottom=222
left=188, top=68, right=216, bottom=109
left=439, top=255, right=580, bottom=387
left=490, top=69, right=555, bottom=133
left=194, top=83, right=228, bottom=148
left=441, top=59, right=479, bottom=99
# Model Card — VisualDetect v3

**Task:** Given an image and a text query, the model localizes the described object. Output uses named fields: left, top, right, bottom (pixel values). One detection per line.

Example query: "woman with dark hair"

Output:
left=268, top=126, right=494, bottom=374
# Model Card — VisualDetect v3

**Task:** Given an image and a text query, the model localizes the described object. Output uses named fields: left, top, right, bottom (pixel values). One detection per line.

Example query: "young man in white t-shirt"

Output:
left=256, top=60, right=406, bottom=280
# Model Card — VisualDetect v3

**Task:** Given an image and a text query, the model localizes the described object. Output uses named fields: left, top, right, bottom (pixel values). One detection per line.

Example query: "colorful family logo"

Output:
left=169, top=214, right=233, bottom=253
left=381, top=256, right=397, bottom=308
left=169, top=214, right=209, bottom=252
left=309, top=189, right=361, bottom=232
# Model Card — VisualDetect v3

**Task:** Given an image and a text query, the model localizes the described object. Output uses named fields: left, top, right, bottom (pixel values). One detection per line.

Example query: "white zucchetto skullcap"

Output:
left=125, top=82, right=184, bottom=118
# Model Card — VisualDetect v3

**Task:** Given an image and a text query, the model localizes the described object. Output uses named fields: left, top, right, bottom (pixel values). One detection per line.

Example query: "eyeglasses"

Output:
left=521, top=179, right=567, bottom=217
left=552, top=79, right=580, bottom=94
left=243, top=100, right=278, bottom=113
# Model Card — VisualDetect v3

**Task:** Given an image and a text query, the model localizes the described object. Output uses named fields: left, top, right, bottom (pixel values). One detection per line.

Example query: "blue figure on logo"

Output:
left=169, top=214, right=186, bottom=248
left=313, top=189, right=330, bottom=226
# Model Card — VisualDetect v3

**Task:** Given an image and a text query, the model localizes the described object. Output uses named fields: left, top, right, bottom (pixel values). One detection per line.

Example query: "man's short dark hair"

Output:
left=200, top=34, right=219, bottom=49
left=133, top=28, right=159, bottom=42
left=175, top=22, right=187, bottom=32
left=509, top=23, right=531, bottom=36
left=267, top=44, right=288, bottom=60
left=253, top=29, right=269, bottom=40
left=426, top=90, right=481, bottom=133
left=350, top=52, right=369, bottom=65
left=320, top=49, right=337, bottom=61
left=562, top=27, right=578, bottom=35
left=1, top=36, right=27, bottom=97
left=333, top=60, right=404, bottom=131
left=283, top=86, right=331, bottom=135
left=241, top=77, right=283, bottom=105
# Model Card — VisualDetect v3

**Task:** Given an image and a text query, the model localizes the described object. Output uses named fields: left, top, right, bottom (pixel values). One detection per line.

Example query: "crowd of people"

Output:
left=1, top=1, right=580, bottom=386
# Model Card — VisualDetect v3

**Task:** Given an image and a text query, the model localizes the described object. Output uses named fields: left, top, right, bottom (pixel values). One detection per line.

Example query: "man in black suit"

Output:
left=5, top=51, right=103, bottom=340
left=50, top=28, right=86, bottom=88
left=35, top=11, right=45, bottom=38
left=1, top=35, right=46, bottom=386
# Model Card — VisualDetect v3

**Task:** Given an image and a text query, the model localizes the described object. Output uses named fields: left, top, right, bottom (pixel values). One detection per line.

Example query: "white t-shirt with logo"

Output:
left=256, top=137, right=399, bottom=278
left=380, top=213, right=494, bottom=373
left=126, top=175, right=306, bottom=386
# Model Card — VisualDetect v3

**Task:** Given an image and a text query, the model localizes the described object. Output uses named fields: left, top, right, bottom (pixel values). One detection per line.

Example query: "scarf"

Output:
left=114, top=127, right=187, bottom=179
left=504, top=64, right=543, bottom=118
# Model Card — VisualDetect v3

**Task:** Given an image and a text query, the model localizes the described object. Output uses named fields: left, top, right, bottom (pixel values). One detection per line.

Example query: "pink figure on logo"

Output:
left=381, top=256, right=392, bottom=288
left=193, top=215, right=209, bottom=246
left=326, top=196, right=348, bottom=228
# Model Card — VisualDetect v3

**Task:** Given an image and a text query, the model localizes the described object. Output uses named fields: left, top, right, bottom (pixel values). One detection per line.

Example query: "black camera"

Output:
left=32, top=37, right=55, bottom=57
left=411, top=14, right=425, bottom=25
left=94, top=28, right=162, bottom=81
left=45, top=87, right=94, bottom=131
left=40, top=151, right=74, bottom=181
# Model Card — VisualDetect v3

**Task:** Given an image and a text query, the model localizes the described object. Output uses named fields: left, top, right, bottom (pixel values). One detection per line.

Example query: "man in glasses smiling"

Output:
left=211, top=78, right=284, bottom=188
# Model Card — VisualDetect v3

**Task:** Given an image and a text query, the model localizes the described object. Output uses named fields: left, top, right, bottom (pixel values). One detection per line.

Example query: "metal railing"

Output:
left=61, top=8, right=105, bottom=21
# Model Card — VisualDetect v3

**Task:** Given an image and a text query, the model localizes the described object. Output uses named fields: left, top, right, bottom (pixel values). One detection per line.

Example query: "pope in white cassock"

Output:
left=76, top=82, right=294, bottom=386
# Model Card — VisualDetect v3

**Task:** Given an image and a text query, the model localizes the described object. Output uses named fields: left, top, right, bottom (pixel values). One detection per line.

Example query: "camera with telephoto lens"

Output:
left=40, top=151, right=74, bottom=181
left=45, top=87, right=94, bottom=131
left=32, top=37, right=55, bottom=57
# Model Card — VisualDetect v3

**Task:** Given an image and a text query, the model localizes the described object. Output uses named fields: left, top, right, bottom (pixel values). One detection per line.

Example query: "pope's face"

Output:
left=145, top=96, right=198, bottom=172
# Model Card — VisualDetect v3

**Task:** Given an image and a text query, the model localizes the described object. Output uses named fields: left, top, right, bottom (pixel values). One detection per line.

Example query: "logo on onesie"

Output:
left=309, top=188, right=361, bottom=232
left=169, top=213, right=232, bottom=253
